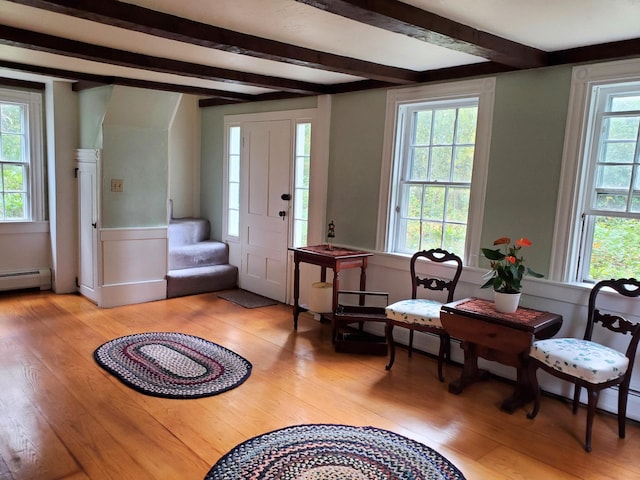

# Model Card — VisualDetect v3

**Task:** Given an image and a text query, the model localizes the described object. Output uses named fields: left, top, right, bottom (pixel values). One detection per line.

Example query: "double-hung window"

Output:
left=379, top=78, right=495, bottom=264
left=0, top=88, right=44, bottom=222
left=552, top=60, right=640, bottom=283
left=393, top=98, right=477, bottom=255
left=581, top=84, right=640, bottom=281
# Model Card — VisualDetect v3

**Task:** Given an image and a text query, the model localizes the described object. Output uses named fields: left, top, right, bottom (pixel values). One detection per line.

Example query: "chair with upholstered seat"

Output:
left=527, top=278, right=640, bottom=452
left=384, top=248, right=463, bottom=382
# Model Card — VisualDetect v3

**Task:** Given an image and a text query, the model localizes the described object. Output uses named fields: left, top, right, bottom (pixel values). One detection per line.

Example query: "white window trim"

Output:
left=550, top=58, right=640, bottom=282
left=376, top=77, right=496, bottom=266
left=0, top=88, right=45, bottom=223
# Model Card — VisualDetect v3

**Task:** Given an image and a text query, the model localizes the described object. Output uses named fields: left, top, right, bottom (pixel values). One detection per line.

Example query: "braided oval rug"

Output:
left=205, top=424, right=466, bottom=480
left=94, top=332, right=252, bottom=399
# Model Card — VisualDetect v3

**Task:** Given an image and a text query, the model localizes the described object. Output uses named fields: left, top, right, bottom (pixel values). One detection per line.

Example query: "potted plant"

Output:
left=480, top=237, right=544, bottom=312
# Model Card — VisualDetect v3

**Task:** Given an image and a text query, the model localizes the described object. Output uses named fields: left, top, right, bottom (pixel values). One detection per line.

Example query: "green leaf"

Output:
left=480, top=277, right=495, bottom=289
left=527, top=267, right=544, bottom=278
left=481, top=247, right=505, bottom=261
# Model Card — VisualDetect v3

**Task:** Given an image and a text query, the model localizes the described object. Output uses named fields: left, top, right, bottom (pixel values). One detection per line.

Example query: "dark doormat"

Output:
left=217, top=289, right=278, bottom=308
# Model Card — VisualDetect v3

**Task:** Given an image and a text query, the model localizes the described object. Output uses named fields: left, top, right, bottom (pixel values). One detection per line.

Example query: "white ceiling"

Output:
left=1, top=0, right=639, bottom=100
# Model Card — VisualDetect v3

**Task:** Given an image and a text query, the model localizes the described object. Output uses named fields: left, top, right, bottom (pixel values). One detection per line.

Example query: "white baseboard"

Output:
left=100, top=280, right=167, bottom=308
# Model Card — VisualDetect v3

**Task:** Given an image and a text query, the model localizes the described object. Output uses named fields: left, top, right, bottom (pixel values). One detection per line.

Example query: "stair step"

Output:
left=168, top=218, right=211, bottom=247
left=166, top=265, right=238, bottom=299
left=169, top=241, right=229, bottom=270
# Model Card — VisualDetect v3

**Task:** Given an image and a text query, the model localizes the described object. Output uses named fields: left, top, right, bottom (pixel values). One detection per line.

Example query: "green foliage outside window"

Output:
left=590, top=216, right=640, bottom=280
left=397, top=103, right=477, bottom=256
left=1, top=102, right=27, bottom=221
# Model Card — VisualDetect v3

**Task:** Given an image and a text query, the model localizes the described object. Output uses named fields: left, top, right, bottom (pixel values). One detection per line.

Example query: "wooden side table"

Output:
left=289, top=245, right=373, bottom=330
left=440, top=297, right=562, bottom=413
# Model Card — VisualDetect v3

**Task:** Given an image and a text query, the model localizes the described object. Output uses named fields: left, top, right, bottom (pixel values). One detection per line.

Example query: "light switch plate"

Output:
left=111, top=179, right=124, bottom=192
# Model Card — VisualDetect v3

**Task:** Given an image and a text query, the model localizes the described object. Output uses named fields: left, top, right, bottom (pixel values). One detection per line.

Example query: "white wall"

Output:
left=0, top=223, right=51, bottom=273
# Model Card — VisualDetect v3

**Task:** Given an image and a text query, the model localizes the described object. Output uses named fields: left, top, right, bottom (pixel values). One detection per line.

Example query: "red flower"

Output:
left=481, top=235, right=544, bottom=293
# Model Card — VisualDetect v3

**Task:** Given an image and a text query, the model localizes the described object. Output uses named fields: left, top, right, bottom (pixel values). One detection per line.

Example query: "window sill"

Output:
left=0, top=221, right=49, bottom=235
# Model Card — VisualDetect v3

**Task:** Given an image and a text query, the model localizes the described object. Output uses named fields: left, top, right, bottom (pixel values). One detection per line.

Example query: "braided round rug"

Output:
left=205, top=423, right=466, bottom=480
left=94, top=332, right=252, bottom=399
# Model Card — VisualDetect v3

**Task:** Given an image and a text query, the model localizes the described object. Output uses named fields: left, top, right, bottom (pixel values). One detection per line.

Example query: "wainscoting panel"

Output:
left=100, top=227, right=168, bottom=308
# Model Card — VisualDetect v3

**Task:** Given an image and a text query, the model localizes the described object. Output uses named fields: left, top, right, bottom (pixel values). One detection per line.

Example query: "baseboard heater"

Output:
left=0, top=269, right=52, bottom=292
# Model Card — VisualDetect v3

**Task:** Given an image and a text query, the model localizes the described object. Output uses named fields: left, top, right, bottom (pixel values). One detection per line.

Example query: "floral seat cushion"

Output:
left=385, top=299, right=444, bottom=329
left=530, top=338, right=629, bottom=384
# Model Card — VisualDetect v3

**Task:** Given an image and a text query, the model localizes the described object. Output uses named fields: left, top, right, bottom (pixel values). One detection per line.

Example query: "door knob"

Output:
left=278, top=210, right=286, bottom=220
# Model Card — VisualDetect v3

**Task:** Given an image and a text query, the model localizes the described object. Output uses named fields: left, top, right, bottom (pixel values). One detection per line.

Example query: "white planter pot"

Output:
left=494, top=292, right=521, bottom=313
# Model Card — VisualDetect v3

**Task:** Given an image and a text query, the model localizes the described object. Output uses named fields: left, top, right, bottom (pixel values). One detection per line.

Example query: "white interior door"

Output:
left=76, top=154, right=100, bottom=304
left=239, top=119, right=292, bottom=302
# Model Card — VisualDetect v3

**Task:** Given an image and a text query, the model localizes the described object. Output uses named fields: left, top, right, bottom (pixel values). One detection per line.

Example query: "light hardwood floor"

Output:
left=1, top=290, right=639, bottom=480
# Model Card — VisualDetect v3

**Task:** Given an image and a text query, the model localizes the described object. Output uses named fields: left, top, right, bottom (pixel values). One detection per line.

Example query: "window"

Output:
left=226, top=125, right=241, bottom=238
left=293, top=122, right=311, bottom=248
left=551, top=60, right=640, bottom=283
left=392, top=99, right=477, bottom=255
left=0, top=88, right=44, bottom=222
left=379, top=79, right=495, bottom=264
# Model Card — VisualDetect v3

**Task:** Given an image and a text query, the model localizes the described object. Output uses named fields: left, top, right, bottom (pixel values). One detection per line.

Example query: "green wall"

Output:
left=481, top=66, right=571, bottom=273
left=323, top=66, right=572, bottom=273
left=326, top=89, right=387, bottom=249
left=78, top=86, right=111, bottom=149
left=79, top=86, right=181, bottom=228
left=199, top=65, right=573, bottom=275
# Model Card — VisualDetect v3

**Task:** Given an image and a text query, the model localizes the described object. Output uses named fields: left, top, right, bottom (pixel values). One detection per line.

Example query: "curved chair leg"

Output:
left=408, top=330, right=414, bottom=357
left=385, top=323, right=396, bottom=371
left=585, top=389, right=600, bottom=453
left=526, top=361, right=541, bottom=419
left=572, top=384, right=582, bottom=414
left=618, top=379, right=631, bottom=439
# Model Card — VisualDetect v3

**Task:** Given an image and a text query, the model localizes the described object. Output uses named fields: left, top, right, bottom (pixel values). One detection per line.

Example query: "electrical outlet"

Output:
left=110, top=179, right=124, bottom=192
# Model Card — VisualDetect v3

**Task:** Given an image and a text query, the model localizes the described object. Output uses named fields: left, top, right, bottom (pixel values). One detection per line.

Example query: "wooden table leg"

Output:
left=448, top=342, right=490, bottom=394
left=501, top=360, right=535, bottom=413
left=358, top=261, right=367, bottom=305
left=293, top=257, right=301, bottom=330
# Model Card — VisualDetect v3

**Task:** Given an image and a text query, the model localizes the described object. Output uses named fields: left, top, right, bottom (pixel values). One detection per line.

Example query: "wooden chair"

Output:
left=384, top=248, right=463, bottom=381
left=527, top=278, right=640, bottom=452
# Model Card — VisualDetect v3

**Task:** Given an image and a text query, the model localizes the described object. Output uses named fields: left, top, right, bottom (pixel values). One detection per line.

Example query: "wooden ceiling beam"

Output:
left=549, top=38, right=640, bottom=66
left=5, top=0, right=421, bottom=84
left=0, top=59, right=255, bottom=100
left=296, top=0, right=548, bottom=69
left=0, top=24, right=329, bottom=95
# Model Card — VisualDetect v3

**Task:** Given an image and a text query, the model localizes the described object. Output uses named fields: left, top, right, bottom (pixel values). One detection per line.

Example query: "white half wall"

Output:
left=99, top=227, right=168, bottom=308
